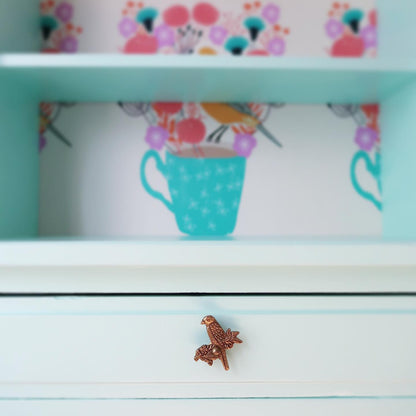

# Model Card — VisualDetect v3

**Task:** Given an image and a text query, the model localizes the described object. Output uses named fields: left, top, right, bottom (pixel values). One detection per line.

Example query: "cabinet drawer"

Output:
left=0, top=296, right=415, bottom=399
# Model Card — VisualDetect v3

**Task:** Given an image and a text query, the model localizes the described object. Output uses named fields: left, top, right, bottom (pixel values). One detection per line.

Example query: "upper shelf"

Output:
left=1, top=54, right=416, bottom=103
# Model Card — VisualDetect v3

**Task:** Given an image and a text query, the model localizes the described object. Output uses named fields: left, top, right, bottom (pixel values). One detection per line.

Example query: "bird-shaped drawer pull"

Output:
left=194, top=315, right=242, bottom=371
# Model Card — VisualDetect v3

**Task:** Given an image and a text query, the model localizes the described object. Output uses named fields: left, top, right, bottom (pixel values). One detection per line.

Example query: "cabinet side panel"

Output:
left=381, top=81, right=416, bottom=239
left=378, top=0, right=416, bottom=59
left=0, top=0, right=40, bottom=52
left=0, top=91, right=38, bottom=238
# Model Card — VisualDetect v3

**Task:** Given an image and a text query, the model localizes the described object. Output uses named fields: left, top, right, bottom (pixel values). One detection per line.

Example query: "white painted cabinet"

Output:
left=2, top=399, right=416, bottom=416
left=0, top=243, right=416, bottom=415
left=0, top=296, right=415, bottom=402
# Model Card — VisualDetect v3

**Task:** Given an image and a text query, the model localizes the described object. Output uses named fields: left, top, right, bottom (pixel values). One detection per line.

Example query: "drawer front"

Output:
left=0, top=296, right=415, bottom=399
left=1, top=399, right=416, bottom=416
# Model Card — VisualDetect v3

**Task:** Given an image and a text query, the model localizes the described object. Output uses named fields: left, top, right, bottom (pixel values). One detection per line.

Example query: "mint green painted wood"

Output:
left=0, top=1, right=40, bottom=238
left=378, top=0, right=416, bottom=59
left=0, top=88, right=39, bottom=239
left=0, top=0, right=40, bottom=52
left=382, top=81, right=416, bottom=239
left=2, top=55, right=416, bottom=103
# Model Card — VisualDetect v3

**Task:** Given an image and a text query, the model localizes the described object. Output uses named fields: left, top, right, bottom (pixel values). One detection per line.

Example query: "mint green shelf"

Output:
left=1, top=54, right=416, bottom=103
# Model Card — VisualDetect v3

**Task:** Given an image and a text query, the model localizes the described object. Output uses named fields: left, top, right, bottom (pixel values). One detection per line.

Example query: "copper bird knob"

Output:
left=194, top=315, right=242, bottom=371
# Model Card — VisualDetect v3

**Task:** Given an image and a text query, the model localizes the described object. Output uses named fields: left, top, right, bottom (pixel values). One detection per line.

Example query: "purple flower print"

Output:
left=209, top=25, right=228, bottom=46
left=145, top=126, right=169, bottom=150
left=355, top=126, right=378, bottom=151
left=118, top=17, right=137, bottom=38
left=233, top=134, right=257, bottom=158
left=262, top=3, right=280, bottom=24
left=267, top=37, right=285, bottom=56
left=60, top=36, right=78, bottom=52
left=154, top=24, right=175, bottom=48
left=55, top=2, right=74, bottom=23
left=325, top=18, right=343, bottom=39
left=360, top=25, right=377, bottom=49
left=39, top=134, right=47, bottom=152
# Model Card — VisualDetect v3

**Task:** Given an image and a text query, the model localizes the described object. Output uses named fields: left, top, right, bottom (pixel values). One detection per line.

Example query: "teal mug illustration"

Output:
left=140, top=149, right=246, bottom=236
left=350, top=150, right=382, bottom=211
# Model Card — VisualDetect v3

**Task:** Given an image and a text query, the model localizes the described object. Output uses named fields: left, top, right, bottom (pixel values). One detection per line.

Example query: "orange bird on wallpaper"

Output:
left=201, top=103, right=282, bottom=148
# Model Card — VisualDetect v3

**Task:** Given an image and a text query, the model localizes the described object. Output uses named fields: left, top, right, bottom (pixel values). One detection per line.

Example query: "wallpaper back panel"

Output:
left=39, top=102, right=381, bottom=237
left=40, top=0, right=377, bottom=57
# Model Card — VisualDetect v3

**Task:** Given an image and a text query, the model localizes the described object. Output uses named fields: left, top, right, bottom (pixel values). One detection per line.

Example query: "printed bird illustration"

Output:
left=197, top=315, right=243, bottom=371
left=201, top=103, right=282, bottom=148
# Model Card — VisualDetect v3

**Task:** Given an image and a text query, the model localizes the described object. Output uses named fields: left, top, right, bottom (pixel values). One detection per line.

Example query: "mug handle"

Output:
left=140, top=150, right=174, bottom=213
left=350, top=150, right=382, bottom=211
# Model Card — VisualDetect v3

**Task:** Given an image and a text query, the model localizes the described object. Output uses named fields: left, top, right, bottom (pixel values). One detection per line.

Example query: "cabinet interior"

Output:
left=0, top=0, right=415, bottom=241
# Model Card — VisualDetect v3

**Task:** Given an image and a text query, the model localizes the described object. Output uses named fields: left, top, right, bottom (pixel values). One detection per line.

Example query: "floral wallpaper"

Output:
left=118, top=1, right=290, bottom=55
left=40, top=1, right=83, bottom=53
left=39, top=101, right=382, bottom=237
left=40, top=0, right=377, bottom=56
left=328, top=103, right=381, bottom=210
left=325, top=2, right=377, bottom=57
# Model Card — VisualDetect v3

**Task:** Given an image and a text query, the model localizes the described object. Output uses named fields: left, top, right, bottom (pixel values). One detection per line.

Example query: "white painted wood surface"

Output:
left=2, top=266, right=416, bottom=293
left=1, top=399, right=416, bottom=416
left=0, top=296, right=415, bottom=399
left=2, top=241, right=416, bottom=267
left=1, top=242, right=416, bottom=293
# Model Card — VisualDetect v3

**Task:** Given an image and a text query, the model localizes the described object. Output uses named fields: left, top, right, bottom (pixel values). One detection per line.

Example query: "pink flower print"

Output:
left=355, top=126, right=378, bottom=151
left=331, top=35, right=364, bottom=57
left=233, top=134, right=257, bottom=158
left=360, top=25, right=377, bottom=49
left=163, top=5, right=190, bottom=27
left=247, top=49, right=269, bottom=56
left=325, top=18, right=343, bottom=39
left=55, top=2, right=73, bottom=23
left=154, top=24, right=175, bottom=48
left=145, top=126, right=169, bottom=150
left=262, top=3, right=280, bottom=24
left=209, top=26, right=228, bottom=46
left=119, top=17, right=137, bottom=38
left=60, top=36, right=78, bottom=53
left=124, top=33, right=158, bottom=54
left=192, top=2, right=219, bottom=26
left=369, top=9, right=377, bottom=27
left=267, top=37, right=285, bottom=56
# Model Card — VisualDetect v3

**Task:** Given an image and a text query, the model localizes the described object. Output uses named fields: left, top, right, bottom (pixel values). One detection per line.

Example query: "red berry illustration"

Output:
left=331, top=35, right=364, bottom=57
left=192, top=2, right=219, bottom=26
left=124, top=34, right=158, bottom=54
left=176, top=118, right=206, bottom=144
left=163, top=5, right=190, bottom=27
left=153, top=102, right=183, bottom=115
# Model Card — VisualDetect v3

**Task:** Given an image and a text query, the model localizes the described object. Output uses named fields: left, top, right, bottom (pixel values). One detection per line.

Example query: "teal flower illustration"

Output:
left=41, top=15, right=58, bottom=40
left=342, top=9, right=364, bottom=34
left=225, top=36, right=249, bottom=55
left=244, top=17, right=265, bottom=41
left=137, top=7, right=159, bottom=33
